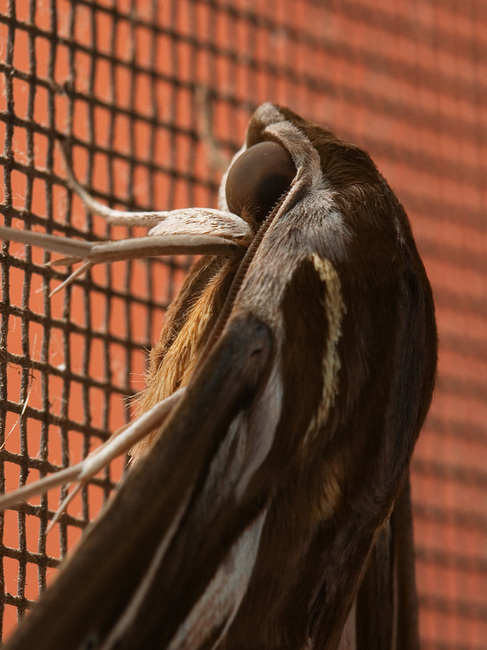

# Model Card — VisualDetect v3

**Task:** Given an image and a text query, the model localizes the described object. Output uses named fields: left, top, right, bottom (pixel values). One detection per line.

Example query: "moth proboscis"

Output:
left=0, top=103, right=437, bottom=650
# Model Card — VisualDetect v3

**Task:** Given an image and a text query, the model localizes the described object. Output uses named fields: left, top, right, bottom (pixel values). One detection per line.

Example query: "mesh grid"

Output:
left=0, top=0, right=486, bottom=648
left=0, top=0, right=197, bottom=637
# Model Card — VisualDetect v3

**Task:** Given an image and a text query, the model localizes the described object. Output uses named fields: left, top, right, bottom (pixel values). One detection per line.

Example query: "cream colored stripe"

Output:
left=301, top=256, right=346, bottom=523
left=308, top=254, right=346, bottom=436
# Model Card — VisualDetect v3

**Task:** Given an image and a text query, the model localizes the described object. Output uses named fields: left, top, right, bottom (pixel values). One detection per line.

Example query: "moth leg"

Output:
left=0, top=225, right=92, bottom=259
left=0, top=389, right=184, bottom=514
left=57, top=138, right=251, bottom=240
left=57, top=138, right=162, bottom=227
left=0, top=225, right=240, bottom=292
left=78, top=388, right=184, bottom=482
left=47, top=421, right=137, bottom=531
left=48, top=261, right=93, bottom=296
left=0, top=226, right=239, bottom=266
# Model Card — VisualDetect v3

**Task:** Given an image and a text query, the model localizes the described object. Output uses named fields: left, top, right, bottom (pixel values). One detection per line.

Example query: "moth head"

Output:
left=218, top=102, right=382, bottom=241
left=224, top=103, right=421, bottom=270
left=218, top=103, right=321, bottom=230
left=225, top=140, right=296, bottom=226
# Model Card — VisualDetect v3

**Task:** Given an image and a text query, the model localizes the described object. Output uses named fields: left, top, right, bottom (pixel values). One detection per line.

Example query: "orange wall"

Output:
left=0, top=0, right=486, bottom=647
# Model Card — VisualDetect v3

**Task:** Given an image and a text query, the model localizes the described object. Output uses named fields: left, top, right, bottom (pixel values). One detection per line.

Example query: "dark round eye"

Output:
left=225, top=141, right=296, bottom=223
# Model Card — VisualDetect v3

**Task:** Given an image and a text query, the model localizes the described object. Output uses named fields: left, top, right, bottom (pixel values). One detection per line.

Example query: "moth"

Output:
left=0, top=103, right=437, bottom=650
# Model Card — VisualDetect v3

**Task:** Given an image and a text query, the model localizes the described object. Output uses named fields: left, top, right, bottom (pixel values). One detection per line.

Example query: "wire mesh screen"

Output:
left=0, top=0, right=486, bottom=648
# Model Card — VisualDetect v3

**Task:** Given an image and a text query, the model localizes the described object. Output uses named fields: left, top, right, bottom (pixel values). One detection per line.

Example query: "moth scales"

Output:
left=0, top=103, right=437, bottom=650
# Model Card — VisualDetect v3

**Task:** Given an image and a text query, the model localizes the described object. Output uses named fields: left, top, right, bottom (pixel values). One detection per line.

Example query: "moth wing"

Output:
left=5, top=312, right=273, bottom=650
left=354, top=475, right=420, bottom=650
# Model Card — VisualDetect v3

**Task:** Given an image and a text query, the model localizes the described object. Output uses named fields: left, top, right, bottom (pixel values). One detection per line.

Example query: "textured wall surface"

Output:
left=0, top=1, right=485, bottom=647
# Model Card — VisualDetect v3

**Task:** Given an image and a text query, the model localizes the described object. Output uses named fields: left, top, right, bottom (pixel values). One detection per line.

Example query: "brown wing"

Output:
left=6, top=313, right=273, bottom=650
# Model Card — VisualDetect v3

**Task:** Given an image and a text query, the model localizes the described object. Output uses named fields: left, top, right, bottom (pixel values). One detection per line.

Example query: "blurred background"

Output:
left=0, top=0, right=485, bottom=647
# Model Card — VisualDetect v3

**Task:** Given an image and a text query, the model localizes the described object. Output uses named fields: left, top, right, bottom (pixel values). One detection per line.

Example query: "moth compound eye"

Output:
left=225, top=141, right=296, bottom=222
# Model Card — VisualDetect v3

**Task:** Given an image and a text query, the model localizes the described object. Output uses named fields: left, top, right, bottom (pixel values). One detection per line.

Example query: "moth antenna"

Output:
left=0, top=390, right=184, bottom=512
left=57, top=138, right=159, bottom=227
